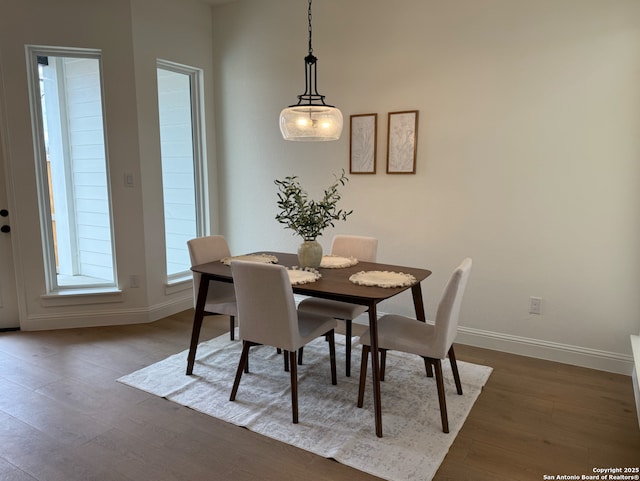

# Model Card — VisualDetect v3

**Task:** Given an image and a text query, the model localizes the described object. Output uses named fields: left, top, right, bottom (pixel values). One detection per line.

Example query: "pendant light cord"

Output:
left=308, top=0, right=313, bottom=56
left=279, top=0, right=343, bottom=140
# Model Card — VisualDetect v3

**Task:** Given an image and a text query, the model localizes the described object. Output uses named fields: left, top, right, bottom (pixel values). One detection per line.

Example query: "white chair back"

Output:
left=231, top=261, right=300, bottom=352
left=187, top=235, right=234, bottom=306
left=433, top=257, right=472, bottom=358
left=331, top=235, right=378, bottom=262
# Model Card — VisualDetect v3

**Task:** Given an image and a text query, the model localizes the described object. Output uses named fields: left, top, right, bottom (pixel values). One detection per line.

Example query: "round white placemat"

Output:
left=319, top=255, right=358, bottom=269
left=287, top=267, right=322, bottom=285
left=349, top=270, right=417, bottom=288
left=220, top=254, right=278, bottom=266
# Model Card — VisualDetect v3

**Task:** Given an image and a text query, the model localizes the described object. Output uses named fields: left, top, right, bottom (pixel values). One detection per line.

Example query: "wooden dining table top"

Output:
left=190, top=251, right=432, bottom=305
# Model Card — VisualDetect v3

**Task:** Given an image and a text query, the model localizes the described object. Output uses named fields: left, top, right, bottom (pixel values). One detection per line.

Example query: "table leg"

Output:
left=411, top=283, right=426, bottom=322
left=186, top=275, right=209, bottom=375
left=368, top=303, right=383, bottom=437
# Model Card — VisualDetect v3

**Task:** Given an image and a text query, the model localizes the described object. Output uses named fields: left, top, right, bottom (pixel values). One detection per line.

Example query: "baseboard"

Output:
left=337, top=300, right=633, bottom=376
left=21, top=296, right=192, bottom=331
left=456, top=326, right=633, bottom=375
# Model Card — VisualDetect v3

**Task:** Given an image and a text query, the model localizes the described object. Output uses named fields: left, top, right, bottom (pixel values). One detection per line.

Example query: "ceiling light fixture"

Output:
left=279, top=0, right=343, bottom=141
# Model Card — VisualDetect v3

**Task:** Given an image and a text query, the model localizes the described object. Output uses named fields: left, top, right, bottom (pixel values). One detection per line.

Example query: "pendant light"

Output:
left=279, top=0, right=343, bottom=141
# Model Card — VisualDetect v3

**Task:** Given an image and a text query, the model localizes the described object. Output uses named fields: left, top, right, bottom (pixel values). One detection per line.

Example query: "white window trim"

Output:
left=40, top=287, right=123, bottom=307
left=25, top=45, right=118, bottom=296
left=157, top=59, right=209, bottom=286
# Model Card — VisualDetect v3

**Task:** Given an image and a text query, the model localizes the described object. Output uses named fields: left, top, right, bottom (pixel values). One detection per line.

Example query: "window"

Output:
left=27, top=46, right=116, bottom=291
left=157, top=60, right=207, bottom=282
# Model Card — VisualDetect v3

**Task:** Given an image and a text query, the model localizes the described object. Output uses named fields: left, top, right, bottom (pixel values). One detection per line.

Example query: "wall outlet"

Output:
left=529, top=296, right=542, bottom=315
left=129, top=275, right=140, bottom=288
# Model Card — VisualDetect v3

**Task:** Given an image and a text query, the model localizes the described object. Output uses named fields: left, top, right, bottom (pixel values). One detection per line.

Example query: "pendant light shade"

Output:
left=279, top=0, right=342, bottom=141
left=279, top=106, right=343, bottom=142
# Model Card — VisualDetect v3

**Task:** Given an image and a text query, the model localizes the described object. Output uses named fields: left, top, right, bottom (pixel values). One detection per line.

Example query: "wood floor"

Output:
left=0, top=310, right=638, bottom=481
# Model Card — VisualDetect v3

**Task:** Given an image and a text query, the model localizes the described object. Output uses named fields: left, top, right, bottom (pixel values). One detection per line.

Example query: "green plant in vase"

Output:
left=275, top=170, right=353, bottom=268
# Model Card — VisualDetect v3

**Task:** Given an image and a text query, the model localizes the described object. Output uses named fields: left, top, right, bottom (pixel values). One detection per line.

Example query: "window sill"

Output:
left=165, top=275, right=192, bottom=296
left=40, top=287, right=123, bottom=307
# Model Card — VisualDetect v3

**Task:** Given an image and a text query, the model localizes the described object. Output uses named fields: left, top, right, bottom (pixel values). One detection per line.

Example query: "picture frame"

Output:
left=349, top=113, right=377, bottom=174
left=386, top=110, right=418, bottom=174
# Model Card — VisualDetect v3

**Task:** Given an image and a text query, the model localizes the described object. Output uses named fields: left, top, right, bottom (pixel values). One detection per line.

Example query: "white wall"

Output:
left=0, top=0, right=146, bottom=327
left=1, top=0, right=637, bottom=374
left=212, top=0, right=640, bottom=373
left=130, top=0, right=218, bottom=310
left=0, top=0, right=215, bottom=328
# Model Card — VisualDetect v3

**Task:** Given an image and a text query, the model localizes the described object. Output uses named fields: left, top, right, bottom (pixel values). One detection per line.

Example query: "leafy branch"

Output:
left=274, top=170, right=353, bottom=241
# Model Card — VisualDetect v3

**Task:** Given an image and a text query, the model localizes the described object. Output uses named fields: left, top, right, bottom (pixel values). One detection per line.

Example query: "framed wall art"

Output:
left=386, top=110, right=418, bottom=174
left=349, top=113, right=377, bottom=174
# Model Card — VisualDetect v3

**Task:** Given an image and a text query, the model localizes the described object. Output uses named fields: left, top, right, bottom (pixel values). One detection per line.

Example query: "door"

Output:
left=0, top=119, right=19, bottom=329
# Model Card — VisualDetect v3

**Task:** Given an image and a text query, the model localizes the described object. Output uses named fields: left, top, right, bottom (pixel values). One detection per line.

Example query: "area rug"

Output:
left=118, top=333, right=492, bottom=481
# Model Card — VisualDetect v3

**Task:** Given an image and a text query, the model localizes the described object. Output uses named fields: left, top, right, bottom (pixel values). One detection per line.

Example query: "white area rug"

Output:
left=118, top=333, right=492, bottom=481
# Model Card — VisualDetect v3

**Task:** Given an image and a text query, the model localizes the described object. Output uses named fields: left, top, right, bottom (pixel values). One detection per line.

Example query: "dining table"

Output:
left=186, top=251, right=432, bottom=438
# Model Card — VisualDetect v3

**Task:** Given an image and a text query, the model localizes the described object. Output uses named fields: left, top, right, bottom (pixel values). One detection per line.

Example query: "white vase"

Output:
left=297, top=239, right=323, bottom=268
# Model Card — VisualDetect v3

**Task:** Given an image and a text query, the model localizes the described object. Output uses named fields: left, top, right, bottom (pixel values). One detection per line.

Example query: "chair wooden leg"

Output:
left=380, top=349, right=387, bottom=381
left=448, top=346, right=463, bottom=395
left=345, top=319, right=352, bottom=377
left=289, top=350, right=299, bottom=423
left=357, top=345, right=370, bottom=408
left=284, top=350, right=290, bottom=372
left=327, top=330, right=337, bottom=385
left=433, top=359, right=449, bottom=433
left=298, top=346, right=304, bottom=365
left=422, top=357, right=433, bottom=378
left=229, top=316, right=235, bottom=341
left=424, top=357, right=434, bottom=377
left=230, top=341, right=251, bottom=401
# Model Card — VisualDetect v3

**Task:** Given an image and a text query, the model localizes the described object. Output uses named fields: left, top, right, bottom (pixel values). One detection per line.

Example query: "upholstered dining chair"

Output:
left=187, top=235, right=238, bottom=340
left=297, top=234, right=378, bottom=377
left=357, top=258, right=472, bottom=433
left=229, top=261, right=337, bottom=424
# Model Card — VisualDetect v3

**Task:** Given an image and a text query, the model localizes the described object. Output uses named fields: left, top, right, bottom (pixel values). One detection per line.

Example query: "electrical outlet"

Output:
left=529, top=296, right=542, bottom=315
left=129, top=275, right=140, bottom=288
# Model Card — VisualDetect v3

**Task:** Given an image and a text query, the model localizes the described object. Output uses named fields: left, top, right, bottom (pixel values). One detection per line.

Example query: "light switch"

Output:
left=124, top=172, right=134, bottom=188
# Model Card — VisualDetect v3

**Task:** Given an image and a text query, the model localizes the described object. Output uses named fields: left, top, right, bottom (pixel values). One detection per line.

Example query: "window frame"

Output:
left=156, top=59, right=208, bottom=284
left=25, top=45, right=118, bottom=293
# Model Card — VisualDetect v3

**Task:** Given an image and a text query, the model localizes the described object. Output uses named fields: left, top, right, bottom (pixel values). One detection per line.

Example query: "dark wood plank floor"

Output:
left=0, top=310, right=638, bottom=481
